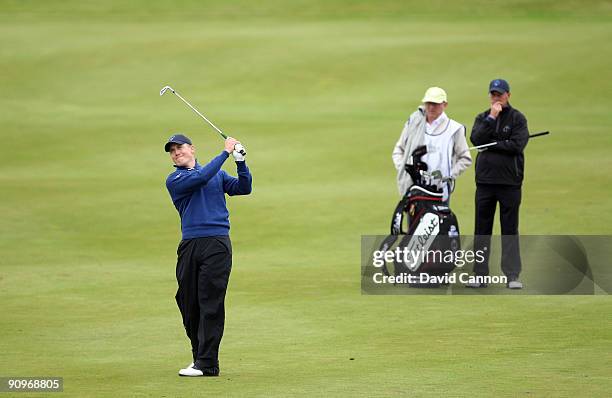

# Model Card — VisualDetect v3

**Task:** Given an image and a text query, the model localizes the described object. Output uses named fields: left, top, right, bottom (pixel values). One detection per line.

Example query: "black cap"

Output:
left=164, top=134, right=192, bottom=152
left=489, top=78, right=510, bottom=94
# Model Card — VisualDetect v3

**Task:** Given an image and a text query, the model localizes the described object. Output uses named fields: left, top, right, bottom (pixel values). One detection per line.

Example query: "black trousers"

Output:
left=473, top=184, right=522, bottom=280
left=175, top=236, right=232, bottom=369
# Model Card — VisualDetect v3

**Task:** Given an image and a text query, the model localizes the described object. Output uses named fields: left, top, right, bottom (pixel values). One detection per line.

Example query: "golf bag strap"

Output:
left=390, top=195, right=411, bottom=235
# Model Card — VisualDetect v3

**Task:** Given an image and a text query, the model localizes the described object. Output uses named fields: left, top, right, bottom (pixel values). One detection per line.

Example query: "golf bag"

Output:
left=380, top=146, right=460, bottom=282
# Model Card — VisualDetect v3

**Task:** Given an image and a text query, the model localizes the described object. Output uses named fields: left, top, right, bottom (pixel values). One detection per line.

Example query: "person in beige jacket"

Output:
left=392, top=87, right=472, bottom=201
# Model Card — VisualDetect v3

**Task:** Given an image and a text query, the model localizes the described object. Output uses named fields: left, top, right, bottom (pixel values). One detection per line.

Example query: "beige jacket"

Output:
left=392, top=107, right=472, bottom=195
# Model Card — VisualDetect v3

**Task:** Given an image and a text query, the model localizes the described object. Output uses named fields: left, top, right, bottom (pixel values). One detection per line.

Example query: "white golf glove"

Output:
left=232, top=143, right=246, bottom=162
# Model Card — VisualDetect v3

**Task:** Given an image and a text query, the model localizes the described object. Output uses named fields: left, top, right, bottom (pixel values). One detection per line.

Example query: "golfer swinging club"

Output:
left=164, top=133, right=252, bottom=377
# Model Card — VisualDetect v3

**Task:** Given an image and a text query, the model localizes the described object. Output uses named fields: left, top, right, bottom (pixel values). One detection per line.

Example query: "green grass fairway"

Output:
left=1, top=1, right=611, bottom=396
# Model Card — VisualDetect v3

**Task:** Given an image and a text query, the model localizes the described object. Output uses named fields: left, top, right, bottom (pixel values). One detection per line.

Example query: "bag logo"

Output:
left=402, top=213, right=440, bottom=271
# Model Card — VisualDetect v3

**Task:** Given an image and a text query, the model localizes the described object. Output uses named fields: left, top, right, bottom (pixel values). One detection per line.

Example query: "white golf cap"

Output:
left=421, top=87, right=447, bottom=104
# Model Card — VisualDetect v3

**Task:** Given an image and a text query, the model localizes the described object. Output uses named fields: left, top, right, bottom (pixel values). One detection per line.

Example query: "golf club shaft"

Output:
left=468, top=131, right=550, bottom=151
left=527, top=131, right=549, bottom=139
left=161, top=85, right=247, bottom=156
left=171, top=90, right=228, bottom=139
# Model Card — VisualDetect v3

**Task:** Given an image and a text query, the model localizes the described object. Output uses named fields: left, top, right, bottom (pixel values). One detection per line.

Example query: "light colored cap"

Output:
left=421, top=87, right=447, bottom=104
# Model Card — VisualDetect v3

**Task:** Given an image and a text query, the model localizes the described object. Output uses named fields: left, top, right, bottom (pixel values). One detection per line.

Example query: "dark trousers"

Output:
left=473, top=184, right=522, bottom=280
left=175, top=236, right=232, bottom=369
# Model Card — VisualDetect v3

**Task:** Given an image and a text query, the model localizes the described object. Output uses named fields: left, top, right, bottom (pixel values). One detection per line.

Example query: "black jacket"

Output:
left=470, top=104, right=529, bottom=186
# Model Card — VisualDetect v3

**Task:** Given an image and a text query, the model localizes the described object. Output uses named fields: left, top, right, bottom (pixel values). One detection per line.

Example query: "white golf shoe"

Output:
left=178, top=362, right=220, bottom=377
left=179, top=364, right=204, bottom=377
left=507, top=280, right=523, bottom=289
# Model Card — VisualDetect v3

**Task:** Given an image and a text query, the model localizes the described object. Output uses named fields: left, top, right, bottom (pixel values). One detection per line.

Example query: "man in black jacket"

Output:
left=469, top=79, right=529, bottom=289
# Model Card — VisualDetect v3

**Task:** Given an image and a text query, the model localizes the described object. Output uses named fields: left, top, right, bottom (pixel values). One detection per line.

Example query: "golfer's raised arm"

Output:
left=166, top=151, right=229, bottom=195
left=223, top=139, right=252, bottom=195
left=223, top=163, right=252, bottom=196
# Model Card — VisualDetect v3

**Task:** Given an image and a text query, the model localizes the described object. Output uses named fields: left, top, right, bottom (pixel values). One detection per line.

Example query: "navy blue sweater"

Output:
left=166, top=151, right=252, bottom=240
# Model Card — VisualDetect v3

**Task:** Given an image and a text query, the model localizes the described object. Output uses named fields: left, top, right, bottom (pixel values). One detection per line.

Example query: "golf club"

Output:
left=160, top=85, right=246, bottom=155
left=468, top=131, right=550, bottom=151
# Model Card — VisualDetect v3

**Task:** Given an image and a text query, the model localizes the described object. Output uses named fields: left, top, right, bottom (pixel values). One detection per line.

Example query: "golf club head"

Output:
left=160, top=85, right=175, bottom=96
